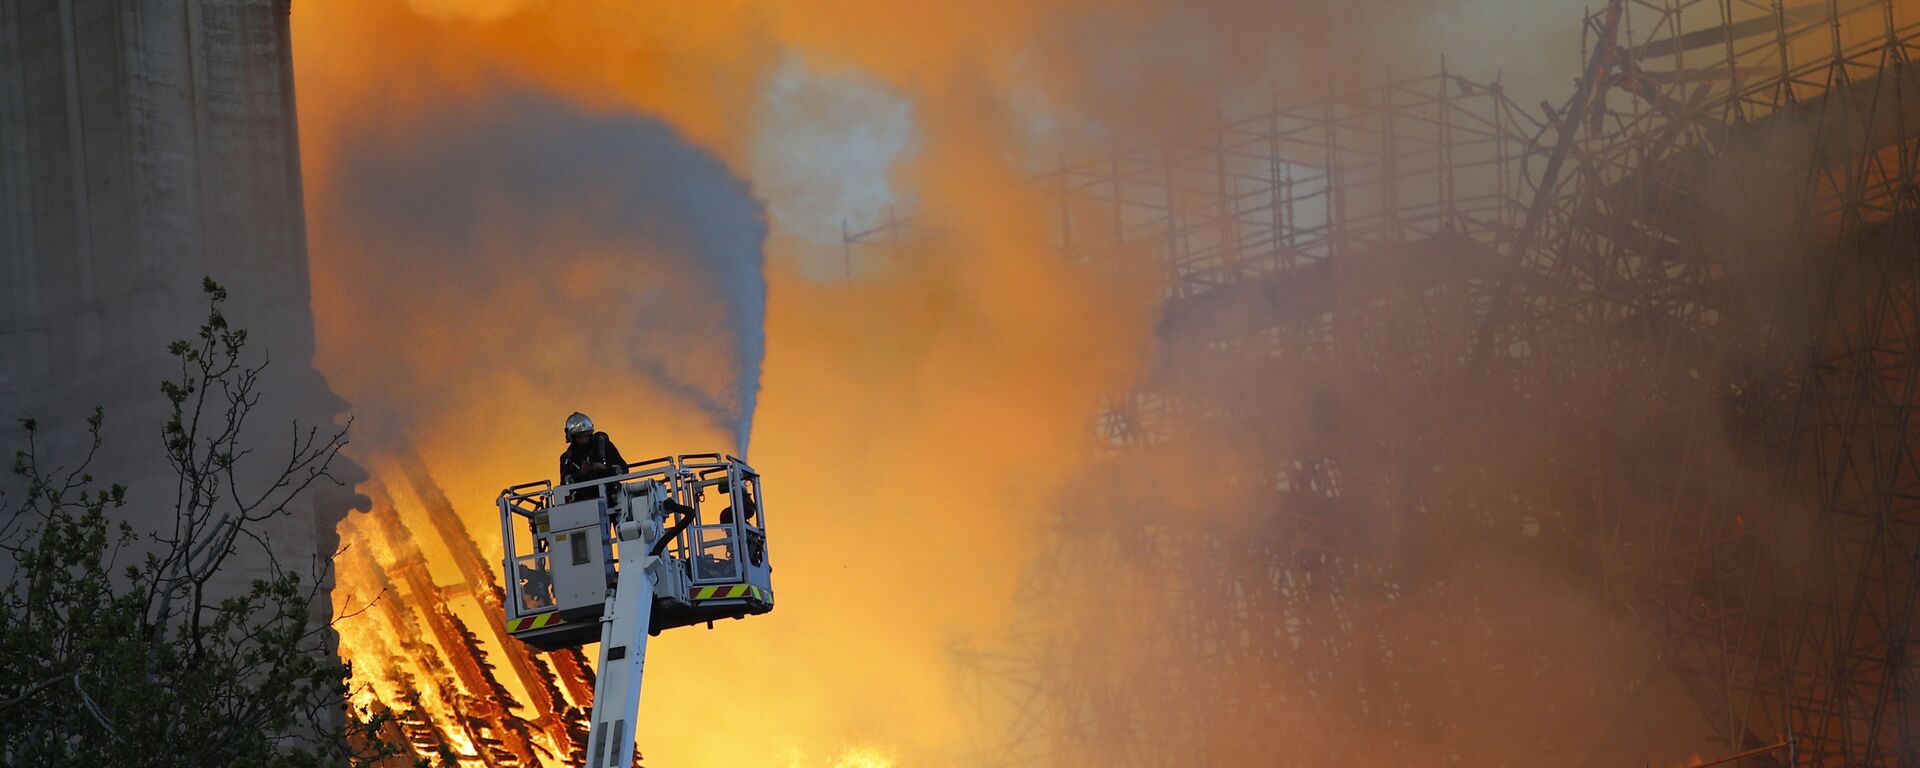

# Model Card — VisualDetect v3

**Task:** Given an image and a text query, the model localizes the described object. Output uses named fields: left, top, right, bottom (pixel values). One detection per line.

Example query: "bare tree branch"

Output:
left=2, top=279, right=393, bottom=766
left=0, top=672, right=68, bottom=712
left=72, top=674, right=115, bottom=735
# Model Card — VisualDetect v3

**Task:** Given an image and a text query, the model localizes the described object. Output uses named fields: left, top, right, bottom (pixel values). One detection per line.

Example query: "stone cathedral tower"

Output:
left=0, top=0, right=360, bottom=637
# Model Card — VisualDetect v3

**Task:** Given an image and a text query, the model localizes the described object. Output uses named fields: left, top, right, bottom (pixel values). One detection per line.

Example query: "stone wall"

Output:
left=0, top=0, right=358, bottom=691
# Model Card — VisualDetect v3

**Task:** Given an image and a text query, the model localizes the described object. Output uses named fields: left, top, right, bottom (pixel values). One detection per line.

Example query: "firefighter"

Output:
left=719, top=482, right=766, bottom=567
left=560, top=412, right=628, bottom=501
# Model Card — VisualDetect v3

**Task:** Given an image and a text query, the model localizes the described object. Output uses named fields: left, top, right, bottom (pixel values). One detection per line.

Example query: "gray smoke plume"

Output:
left=333, top=90, right=766, bottom=455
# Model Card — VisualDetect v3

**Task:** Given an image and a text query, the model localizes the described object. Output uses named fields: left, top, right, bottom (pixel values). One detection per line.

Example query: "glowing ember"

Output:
left=334, top=443, right=602, bottom=766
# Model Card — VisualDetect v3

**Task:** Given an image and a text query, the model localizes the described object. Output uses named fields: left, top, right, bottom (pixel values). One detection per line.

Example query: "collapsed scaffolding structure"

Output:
left=921, top=1, right=1920, bottom=765
left=334, top=437, right=600, bottom=768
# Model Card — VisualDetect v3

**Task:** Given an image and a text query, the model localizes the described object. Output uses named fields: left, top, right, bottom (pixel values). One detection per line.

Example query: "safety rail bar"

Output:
left=497, top=454, right=764, bottom=624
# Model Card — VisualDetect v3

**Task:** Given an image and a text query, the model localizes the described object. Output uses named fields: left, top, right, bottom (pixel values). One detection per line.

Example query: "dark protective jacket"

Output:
left=559, top=431, right=628, bottom=487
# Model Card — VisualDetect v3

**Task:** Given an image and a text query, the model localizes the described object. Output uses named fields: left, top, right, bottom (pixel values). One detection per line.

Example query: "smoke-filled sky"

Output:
left=293, top=2, right=1589, bottom=764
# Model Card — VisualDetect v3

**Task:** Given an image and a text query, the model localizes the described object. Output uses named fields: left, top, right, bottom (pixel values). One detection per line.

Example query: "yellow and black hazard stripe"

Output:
left=506, top=613, right=566, bottom=633
left=691, top=584, right=772, bottom=603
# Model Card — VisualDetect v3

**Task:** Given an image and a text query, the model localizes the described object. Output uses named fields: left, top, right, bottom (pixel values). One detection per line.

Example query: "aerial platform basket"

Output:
left=497, top=453, right=773, bottom=651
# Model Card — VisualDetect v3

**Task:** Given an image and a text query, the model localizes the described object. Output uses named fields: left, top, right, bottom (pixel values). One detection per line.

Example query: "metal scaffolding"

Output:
left=923, top=1, right=1920, bottom=765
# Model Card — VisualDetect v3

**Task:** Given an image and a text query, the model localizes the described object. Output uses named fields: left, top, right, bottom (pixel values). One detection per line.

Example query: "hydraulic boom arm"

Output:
left=582, top=515, right=661, bottom=768
left=498, top=453, right=775, bottom=768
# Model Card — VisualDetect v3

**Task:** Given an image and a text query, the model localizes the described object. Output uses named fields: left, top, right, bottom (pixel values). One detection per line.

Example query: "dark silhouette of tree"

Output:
left=1, top=278, right=414, bottom=767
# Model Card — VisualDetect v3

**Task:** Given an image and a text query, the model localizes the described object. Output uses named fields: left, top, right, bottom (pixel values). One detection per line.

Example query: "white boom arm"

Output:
left=582, top=516, right=661, bottom=768
left=499, top=456, right=773, bottom=766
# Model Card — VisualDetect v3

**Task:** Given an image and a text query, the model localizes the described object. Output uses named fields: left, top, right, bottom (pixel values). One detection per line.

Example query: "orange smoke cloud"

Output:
left=297, top=2, right=1162, bottom=765
left=295, top=1, right=1598, bottom=764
